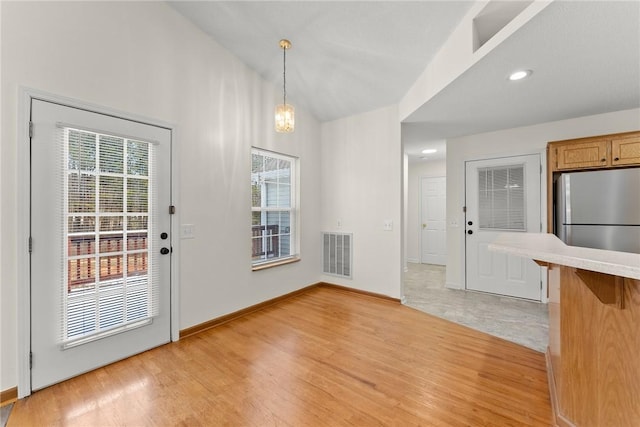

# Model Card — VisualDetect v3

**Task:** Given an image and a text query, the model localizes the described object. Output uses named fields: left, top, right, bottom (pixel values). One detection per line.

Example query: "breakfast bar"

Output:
left=489, top=233, right=640, bottom=427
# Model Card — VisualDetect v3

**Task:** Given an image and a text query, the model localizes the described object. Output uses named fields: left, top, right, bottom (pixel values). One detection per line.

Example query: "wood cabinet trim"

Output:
left=548, top=130, right=640, bottom=146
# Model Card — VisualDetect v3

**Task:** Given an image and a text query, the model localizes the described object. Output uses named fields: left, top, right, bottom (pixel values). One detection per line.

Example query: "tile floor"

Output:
left=0, top=404, right=12, bottom=427
left=403, top=263, right=549, bottom=352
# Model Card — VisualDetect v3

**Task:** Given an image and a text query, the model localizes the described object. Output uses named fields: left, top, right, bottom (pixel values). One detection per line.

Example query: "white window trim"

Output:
left=251, top=147, right=300, bottom=269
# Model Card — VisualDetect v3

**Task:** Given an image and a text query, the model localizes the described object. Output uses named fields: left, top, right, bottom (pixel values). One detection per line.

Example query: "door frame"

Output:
left=419, top=175, right=446, bottom=265
left=17, top=87, right=181, bottom=398
left=461, top=151, right=548, bottom=301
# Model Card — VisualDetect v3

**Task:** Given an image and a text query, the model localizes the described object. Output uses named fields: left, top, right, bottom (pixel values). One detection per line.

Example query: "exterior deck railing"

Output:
left=67, top=233, right=147, bottom=291
left=252, top=225, right=279, bottom=259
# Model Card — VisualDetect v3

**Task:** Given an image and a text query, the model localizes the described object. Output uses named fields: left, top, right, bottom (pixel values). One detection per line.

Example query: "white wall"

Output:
left=1, top=1, right=322, bottom=392
left=406, top=160, right=447, bottom=263
left=445, top=108, right=640, bottom=289
left=320, top=106, right=402, bottom=298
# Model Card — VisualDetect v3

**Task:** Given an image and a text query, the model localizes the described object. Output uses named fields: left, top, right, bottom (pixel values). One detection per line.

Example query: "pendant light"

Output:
left=275, top=39, right=294, bottom=133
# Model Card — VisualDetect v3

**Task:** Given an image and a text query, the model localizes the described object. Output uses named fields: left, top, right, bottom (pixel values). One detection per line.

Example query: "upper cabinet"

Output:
left=555, top=139, right=609, bottom=170
left=611, top=134, right=640, bottom=166
left=549, top=131, right=640, bottom=172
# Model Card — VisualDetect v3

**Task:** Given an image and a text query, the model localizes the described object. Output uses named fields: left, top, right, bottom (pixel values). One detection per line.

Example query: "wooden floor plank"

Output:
left=9, top=287, right=552, bottom=426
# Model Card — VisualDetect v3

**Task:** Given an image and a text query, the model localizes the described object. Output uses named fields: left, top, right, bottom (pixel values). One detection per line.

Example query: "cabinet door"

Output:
left=555, top=140, right=608, bottom=170
left=611, top=135, right=640, bottom=166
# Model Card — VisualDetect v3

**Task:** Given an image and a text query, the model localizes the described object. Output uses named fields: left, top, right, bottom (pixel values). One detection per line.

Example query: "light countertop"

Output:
left=489, top=233, right=640, bottom=280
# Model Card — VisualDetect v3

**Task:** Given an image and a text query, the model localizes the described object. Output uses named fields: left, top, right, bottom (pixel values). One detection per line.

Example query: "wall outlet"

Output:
left=383, top=219, right=393, bottom=231
left=181, top=224, right=195, bottom=239
left=449, top=219, right=459, bottom=228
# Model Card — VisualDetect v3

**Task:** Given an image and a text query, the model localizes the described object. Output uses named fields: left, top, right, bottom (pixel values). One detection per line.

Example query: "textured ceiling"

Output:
left=169, top=1, right=640, bottom=160
left=403, top=0, right=640, bottom=158
left=168, top=1, right=474, bottom=122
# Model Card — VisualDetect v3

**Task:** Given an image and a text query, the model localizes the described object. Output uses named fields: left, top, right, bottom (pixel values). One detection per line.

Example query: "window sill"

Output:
left=252, top=257, right=300, bottom=271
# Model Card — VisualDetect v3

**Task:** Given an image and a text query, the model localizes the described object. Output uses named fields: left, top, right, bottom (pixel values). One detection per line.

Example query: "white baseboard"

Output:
left=407, top=258, right=420, bottom=264
left=445, top=282, right=463, bottom=290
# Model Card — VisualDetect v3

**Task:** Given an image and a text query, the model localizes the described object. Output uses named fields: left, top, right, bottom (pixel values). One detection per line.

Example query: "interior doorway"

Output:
left=420, top=176, right=446, bottom=265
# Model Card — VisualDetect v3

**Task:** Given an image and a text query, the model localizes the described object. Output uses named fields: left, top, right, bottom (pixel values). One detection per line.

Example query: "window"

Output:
left=63, top=126, right=158, bottom=345
left=478, top=164, right=525, bottom=230
left=251, top=148, right=298, bottom=267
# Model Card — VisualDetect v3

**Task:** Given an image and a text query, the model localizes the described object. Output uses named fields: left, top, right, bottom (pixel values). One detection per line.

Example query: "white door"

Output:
left=420, top=176, right=446, bottom=265
left=465, top=155, right=542, bottom=300
left=30, top=99, right=172, bottom=390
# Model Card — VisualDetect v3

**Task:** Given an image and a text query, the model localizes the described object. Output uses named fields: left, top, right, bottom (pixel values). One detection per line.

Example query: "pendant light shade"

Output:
left=275, top=39, right=294, bottom=133
left=275, top=103, right=295, bottom=133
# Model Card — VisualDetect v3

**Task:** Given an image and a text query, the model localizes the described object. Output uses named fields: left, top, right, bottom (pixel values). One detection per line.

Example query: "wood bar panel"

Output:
left=547, top=265, right=640, bottom=427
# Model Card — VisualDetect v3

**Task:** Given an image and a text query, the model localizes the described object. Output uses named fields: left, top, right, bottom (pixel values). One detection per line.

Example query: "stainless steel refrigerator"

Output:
left=555, top=168, right=640, bottom=254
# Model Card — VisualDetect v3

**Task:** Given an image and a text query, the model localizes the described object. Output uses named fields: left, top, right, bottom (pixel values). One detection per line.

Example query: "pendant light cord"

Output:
left=283, top=46, right=287, bottom=106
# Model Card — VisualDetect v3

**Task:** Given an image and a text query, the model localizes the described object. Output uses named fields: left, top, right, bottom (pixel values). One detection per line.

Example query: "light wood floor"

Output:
left=9, top=287, right=552, bottom=426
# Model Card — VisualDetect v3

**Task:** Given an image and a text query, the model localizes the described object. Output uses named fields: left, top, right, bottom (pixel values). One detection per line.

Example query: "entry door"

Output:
left=30, top=99, right=172, bottom=390
left=465, top=155, right=541, bottom=300
left=420, top=176, right=446, bottom=265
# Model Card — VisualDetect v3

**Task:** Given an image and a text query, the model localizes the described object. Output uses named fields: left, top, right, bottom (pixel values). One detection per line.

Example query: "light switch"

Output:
left=383, top=219, right=393, bottom=231
left=181, top=224, right=195, bottom=239
left=337, top=218, right=342, bottom=229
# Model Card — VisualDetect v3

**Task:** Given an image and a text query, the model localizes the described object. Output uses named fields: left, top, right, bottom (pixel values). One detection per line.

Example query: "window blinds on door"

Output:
left=59, top=125, right=159, bottom=348
left=478, top=165, right=526, bottom=230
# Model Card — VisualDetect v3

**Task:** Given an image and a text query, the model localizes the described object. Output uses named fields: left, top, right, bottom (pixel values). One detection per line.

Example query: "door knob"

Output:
left=467, top=230, right=473, bottom=235
left=160, top=232, right=168, bottom=240
left=160, top=247, right=170, bottom=255
left=467, top=221, right=473, bottom=226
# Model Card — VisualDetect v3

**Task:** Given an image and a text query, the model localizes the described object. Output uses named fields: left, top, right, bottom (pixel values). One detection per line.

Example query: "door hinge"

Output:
left=29, top=121, right=34, bottom=138
left=30, top=352, right=33, bottom=369
left=540, top=164, right=543, bottom=174
left=29, top=236, right=33, bottom=253
left=169, top=205, right=176, bottom=215
left=462, top=206, right=467, bottom=213
left=540, top=280, right=543, bottom=290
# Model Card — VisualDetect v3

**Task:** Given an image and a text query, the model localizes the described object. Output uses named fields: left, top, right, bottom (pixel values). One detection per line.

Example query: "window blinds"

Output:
left=60, top=125, right=159, bottom=348
left=478, top=165, right=526, bottom=230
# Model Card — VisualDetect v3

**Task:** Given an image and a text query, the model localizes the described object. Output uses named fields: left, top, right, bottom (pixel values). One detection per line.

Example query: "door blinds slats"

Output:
left=478, top=165, right=526, bottom=230
left=60, top=126, right=159, bottom=348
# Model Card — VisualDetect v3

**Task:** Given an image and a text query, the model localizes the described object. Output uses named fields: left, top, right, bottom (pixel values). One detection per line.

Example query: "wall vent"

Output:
left=322, top=232, right=352, bottom=279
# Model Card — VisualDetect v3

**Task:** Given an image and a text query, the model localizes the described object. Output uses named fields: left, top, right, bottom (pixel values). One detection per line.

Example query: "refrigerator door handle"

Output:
left=564, top=174, right=571, bottom=225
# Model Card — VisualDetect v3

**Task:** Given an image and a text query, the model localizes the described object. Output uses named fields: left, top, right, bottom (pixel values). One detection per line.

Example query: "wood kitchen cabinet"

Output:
left=550, top=131, right=640, bottom=171
left=611, top=134, right=640, bottom=166
left=555, top=139, right=609, bottom=170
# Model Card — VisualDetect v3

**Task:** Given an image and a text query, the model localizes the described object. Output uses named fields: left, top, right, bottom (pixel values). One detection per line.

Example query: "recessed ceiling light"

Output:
left=509, top=70, right=532, bottom=81
left=421, top=149, right=437, bottom=154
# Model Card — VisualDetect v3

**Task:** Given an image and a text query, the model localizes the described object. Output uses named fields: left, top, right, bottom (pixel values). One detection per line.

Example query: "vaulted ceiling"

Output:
left=169, top=1, right=640, bottom=159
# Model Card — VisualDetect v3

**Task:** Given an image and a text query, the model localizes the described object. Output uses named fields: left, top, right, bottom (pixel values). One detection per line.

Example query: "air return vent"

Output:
left=322, top=232, right=352, bottom=279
